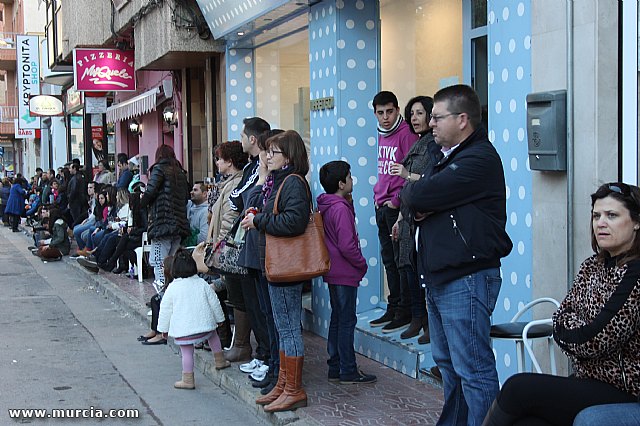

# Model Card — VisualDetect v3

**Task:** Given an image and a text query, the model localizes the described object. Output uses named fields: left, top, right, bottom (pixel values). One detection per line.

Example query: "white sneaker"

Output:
left=239, top=358, right=264, bottom=373
left=152, top=280, right=163, bottom=294
left=249, top=364, right=269, bottom=381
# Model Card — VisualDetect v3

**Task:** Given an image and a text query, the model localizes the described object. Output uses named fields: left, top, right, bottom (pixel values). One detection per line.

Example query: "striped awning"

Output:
left=106, top=87, right=161, bottom=124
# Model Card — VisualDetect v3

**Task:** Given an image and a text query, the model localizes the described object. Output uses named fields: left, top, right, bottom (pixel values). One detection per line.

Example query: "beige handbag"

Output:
left=192, top=215, right=215, bottom=274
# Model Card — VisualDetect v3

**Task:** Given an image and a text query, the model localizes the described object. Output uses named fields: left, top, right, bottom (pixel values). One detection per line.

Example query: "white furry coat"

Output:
left=157, top=275, right=225, bottom=338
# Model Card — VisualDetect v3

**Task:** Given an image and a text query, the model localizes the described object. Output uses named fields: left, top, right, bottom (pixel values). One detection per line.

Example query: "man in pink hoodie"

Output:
left=370, top=91, right=419, bottom=333
left=318, top=160, right=376, bottom=384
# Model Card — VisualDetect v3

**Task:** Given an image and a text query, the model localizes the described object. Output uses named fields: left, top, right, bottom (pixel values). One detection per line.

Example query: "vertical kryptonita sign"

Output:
left=17, top=35, right=41, bottom=129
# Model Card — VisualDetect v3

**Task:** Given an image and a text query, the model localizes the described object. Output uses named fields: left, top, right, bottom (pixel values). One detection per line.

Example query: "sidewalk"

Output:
left=22, top=227, right=445, bottom=425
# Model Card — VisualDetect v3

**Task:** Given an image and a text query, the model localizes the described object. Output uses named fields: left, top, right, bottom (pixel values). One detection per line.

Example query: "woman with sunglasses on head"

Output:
left=483, top=182, right=640, bottom=426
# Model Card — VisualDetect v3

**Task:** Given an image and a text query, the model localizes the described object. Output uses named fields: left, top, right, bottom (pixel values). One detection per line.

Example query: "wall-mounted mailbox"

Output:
left=526, top=90, right=567, bottom=171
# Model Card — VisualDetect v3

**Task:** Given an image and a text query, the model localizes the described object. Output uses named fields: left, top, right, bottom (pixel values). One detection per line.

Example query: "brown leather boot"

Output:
left=256, top=351, right=286, bottom=405
left=174, top=372, right=195, bottom=389
left=264, top=356, right=307, bottom=412
left=223, top=309, right=253, bottom=362
left=214, top=352, right=231, bottom=370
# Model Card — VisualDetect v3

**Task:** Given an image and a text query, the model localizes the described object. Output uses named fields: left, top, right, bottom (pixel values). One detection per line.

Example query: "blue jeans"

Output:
left=327, top=284, right=358, bottom=379
left=268, top=283, right=304, bottom=357
left=574, top=403, right=640, bottom=426
left=73, top=219, right=95, bottom=250
left=256, top=271, right=279, bottom=373
left=90, top=229, right=110, bottom=249
left=426, top=268, right=501, bottom=426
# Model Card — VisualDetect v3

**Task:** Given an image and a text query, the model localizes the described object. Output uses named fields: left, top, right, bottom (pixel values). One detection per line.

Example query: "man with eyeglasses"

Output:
left=369, top=91, right=419, bottom=333
left=401, top=84, right=513, bottom=425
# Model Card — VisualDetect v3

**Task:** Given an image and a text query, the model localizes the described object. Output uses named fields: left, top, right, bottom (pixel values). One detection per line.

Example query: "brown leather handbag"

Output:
left=264, top=174, right=331, bottom=283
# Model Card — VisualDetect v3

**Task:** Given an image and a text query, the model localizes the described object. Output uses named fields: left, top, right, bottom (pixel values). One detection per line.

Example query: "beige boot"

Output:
left=223, top=309, right=253, bottom=362
left=214, top=351, right=231, bottom=370
left=174, top=372, right=195, bottom=389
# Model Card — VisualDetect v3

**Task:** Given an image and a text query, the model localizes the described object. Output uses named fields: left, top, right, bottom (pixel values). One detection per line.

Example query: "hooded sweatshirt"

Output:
left=317, top=193, right=367, bottom=287
left=187, top=200, right=209, bottom=244
left=373, top=118, right=418, bottom=208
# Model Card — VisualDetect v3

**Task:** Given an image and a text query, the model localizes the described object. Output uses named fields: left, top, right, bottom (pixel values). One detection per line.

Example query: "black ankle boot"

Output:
left=400, top=316, right=424, bottom=339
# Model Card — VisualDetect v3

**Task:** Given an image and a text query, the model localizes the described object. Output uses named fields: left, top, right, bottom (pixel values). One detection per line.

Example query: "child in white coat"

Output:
left=157, top=249, right=230, bottom=389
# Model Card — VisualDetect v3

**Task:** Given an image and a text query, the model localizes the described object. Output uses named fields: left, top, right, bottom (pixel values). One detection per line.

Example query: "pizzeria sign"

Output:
left=73, top=48, right=136, bottom=92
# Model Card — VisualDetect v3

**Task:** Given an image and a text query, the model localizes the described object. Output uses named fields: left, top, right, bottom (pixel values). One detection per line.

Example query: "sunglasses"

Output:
left=606, top=183, right=631, bottom=197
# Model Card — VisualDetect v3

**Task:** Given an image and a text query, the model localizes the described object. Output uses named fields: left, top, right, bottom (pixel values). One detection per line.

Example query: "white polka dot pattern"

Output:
left=489, top=0, right=533, bottom=381
left=307, top=0, right=380, bottom=336
left=225, top=47, right=255, bottom=139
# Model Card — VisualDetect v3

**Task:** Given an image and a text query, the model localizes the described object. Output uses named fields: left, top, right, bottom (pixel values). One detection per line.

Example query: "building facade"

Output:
left=31, top=0, right=639, bottom=384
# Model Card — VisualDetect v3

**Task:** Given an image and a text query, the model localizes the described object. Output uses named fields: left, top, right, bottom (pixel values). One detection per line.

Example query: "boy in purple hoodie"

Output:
left=317, top=161, right=376, bottom=384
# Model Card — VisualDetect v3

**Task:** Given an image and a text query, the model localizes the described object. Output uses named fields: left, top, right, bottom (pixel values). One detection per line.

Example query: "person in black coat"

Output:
left=241, top=130, right=311, bottom=413
left=140, top=145, right=190, bottom=286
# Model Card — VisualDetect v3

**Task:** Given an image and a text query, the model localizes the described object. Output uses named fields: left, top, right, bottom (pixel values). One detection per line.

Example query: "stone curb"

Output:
left=62, top=256, right=314, bottom=426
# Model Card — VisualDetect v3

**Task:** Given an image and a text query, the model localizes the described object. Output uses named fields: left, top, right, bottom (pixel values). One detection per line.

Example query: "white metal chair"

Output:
left=133, top=231, right=152, bottom=283
left=490, top=297, right=561, bottom=375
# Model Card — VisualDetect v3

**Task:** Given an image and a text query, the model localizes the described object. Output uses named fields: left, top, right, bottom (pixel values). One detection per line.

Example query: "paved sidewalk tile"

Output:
left=39, top=231, right=444, bottom=425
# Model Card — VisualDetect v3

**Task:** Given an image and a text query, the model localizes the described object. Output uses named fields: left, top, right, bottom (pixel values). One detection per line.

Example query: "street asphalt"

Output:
left=0, top=225, right=271, bottom=426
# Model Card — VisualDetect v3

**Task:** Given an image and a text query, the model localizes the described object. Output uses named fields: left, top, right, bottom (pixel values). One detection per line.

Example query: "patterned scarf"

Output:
left=261, top=174, right=275, bottom=208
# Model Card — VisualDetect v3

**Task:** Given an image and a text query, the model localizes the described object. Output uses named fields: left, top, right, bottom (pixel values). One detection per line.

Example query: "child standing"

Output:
left=157, top=249, right=230, bottom=389
left=317, top=161, right=377, bottom=384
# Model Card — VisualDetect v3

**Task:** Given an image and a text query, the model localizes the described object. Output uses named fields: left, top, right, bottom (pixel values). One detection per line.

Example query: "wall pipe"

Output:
left=566, top=0, right=574, bottom=290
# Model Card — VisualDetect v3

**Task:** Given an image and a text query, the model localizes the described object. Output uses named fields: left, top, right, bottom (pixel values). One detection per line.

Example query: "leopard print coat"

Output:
left=553, top=255, right=640, bottom=397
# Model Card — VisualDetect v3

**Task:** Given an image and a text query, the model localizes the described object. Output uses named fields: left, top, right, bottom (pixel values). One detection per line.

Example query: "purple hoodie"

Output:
left=374, top=119, right=418, bottom=208
left=317, top=193, right=368, bottom=287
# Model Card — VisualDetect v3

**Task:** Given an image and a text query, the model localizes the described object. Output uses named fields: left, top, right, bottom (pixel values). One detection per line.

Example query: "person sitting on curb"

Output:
left=33, top=206, right=70, bottom=261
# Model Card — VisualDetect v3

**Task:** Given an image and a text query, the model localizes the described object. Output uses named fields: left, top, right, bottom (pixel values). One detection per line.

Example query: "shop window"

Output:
left=380, top=0, right=463, bottom=108
left=255, top=30, right=310, bottom=150
left=69, top=112, right=83, bottom=161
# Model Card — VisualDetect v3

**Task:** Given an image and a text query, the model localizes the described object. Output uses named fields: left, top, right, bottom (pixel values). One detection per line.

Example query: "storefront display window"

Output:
left=255, top=30, right=310, bottom=149
left=380, top=0, right=463, bottom=109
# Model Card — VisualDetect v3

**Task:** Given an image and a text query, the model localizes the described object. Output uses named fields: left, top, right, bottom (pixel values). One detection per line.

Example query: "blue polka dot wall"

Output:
left=225, top=47, right=255, bottom=140
left=488, top=0, right=533, bottom=382
left=307, top=0, right=381, bottom=337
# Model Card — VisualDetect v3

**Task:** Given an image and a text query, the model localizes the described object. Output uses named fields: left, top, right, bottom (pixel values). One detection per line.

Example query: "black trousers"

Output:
left=225, top=273, right=271, bottom=362
left=8, top=213, right=20, bottom=230
left=375, top=205, right=410, bottom=313
left=492, top=373, right=636, bottom=426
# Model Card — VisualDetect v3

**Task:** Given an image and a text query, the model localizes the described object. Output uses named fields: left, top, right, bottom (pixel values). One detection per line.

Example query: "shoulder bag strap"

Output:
left=204, top=213, right=215, bottom=243
left=272, top=174, right=312, bottom=215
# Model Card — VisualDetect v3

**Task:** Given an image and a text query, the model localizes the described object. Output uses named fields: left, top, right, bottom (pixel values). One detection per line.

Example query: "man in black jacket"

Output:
left=223, top=117, right=272, bottom=373
left=401, top=84, right=512, bottom=426
left=68, top=163, right=88, bottom=227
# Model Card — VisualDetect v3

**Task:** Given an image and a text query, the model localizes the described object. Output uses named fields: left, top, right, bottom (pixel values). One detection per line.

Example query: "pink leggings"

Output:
left=179, top=330, right=222, bottom=373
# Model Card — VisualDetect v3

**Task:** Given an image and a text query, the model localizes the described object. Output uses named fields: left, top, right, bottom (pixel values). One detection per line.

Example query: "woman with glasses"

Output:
left=483, top=182, right=640, bottom=425
left=241, top=130, right=311, bottom=413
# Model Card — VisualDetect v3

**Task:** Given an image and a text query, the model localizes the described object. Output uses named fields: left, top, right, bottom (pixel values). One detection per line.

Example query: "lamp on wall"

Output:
left=129, top=119, right=141, bottom=136
left=163, top=105, right=177, bottom=126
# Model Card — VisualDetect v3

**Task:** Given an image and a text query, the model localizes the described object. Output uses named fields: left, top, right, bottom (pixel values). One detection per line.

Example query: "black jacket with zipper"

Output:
left=251, top=168, right=311, bottom=285
left=400, top=127, right=512, bottom=286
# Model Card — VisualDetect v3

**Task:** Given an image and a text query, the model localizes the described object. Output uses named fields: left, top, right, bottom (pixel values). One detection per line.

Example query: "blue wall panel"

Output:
left=488, top=0, right=533, bottom=382
left=307, top=0, right=381, bottom=337
left=225, top=47, right=255, bottom=141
